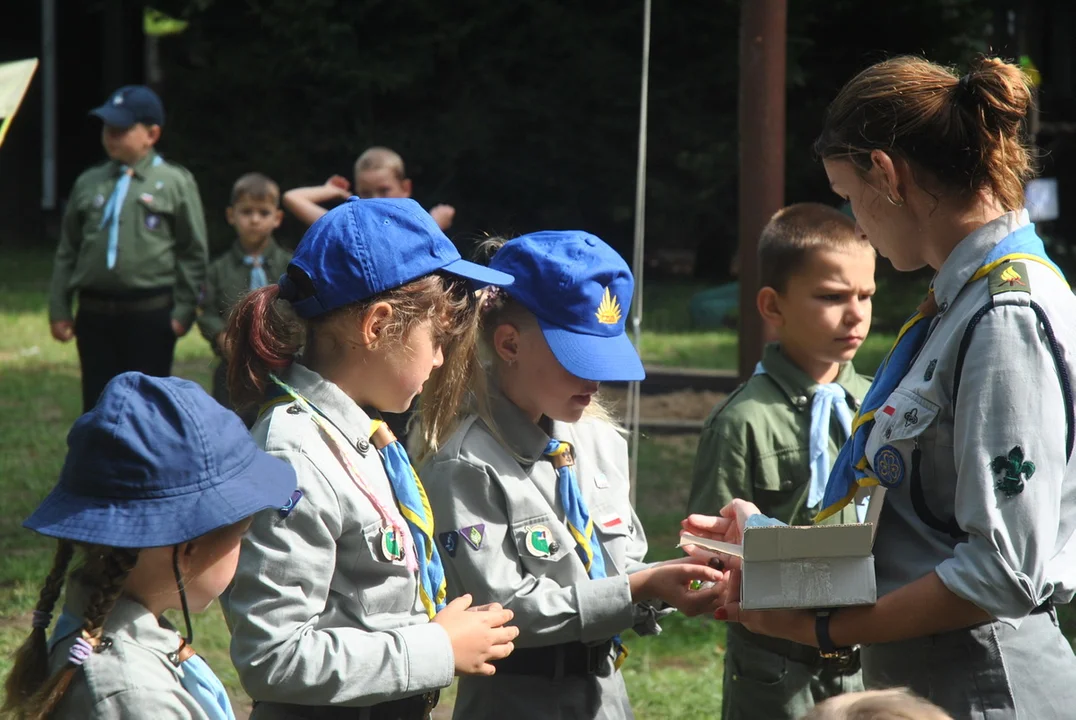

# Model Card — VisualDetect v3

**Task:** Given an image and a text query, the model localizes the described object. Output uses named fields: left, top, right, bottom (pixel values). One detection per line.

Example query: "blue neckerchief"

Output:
left=100, top=155, right=163, bottom=269
left=544, top=438, right=627, bottom=669
left=243, top=254, right=269, bottom=291
left=51, top=611, right=234, bottom=720
left=372, top=419, right=447, bottom=618
left=754, top=363, right=861, bottom=521
left=818, top=224, right=1064, bottom=520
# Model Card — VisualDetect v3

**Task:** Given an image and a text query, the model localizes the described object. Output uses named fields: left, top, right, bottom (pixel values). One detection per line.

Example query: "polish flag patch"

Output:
left=882, top=405, right=896, bottom=416
left=600, top=513, right=623, bottom=529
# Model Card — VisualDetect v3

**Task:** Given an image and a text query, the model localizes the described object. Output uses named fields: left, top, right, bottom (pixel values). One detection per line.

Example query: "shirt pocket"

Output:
left=591, top=500, right=633, bottom=574
left=865, top=387, right=947, bottom=512
left=511, top=514, right=577, bottom=577
left=347, top=519, right=416, bottom=617
left=136, top=194, right=176, bottom=236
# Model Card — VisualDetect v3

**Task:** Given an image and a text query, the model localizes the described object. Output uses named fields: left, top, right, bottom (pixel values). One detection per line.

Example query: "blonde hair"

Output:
left=802, top=688, right=954, bottom=720
left=412, top=237, right=620, bottom=463
left=815, top=55, right=1034, bottom=211
left=354, top=146, right=406, bottom=183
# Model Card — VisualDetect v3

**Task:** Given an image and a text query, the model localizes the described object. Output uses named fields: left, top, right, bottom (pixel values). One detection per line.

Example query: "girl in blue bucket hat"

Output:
left=415, top=232, right=727, bottom=720
left=219, top=197, right=519, bottom=719
left=3, top=372, right=298, bottom=720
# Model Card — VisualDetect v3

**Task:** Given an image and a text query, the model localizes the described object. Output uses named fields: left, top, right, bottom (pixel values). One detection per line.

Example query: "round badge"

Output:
left=144, top=213, right=161, bottom=230
left=525, top=525, right=553, bottom=558
left=380, top=526, right=403, bottom=562
left=873, top=445, right=906, bottom=488
left=93, top=193, right=105, bottom=209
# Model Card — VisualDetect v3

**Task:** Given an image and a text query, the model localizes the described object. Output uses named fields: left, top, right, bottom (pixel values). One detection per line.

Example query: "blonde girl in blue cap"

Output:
left=220, top=196, right=519, bottom=720
left=3, top=371, right=298, bottom=720
left=415, top=232, right=727, bottom=720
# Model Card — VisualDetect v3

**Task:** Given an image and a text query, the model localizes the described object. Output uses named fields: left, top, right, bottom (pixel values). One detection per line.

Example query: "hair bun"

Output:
left=958, top=57, right=1033, bottom=128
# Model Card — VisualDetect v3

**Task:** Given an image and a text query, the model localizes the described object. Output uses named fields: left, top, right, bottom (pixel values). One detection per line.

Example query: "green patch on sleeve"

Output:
left=989, top=261, right=1032, bottom=297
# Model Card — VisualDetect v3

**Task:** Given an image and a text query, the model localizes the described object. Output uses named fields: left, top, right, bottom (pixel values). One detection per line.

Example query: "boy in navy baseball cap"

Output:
left=4, top=372, right=296, bottom=720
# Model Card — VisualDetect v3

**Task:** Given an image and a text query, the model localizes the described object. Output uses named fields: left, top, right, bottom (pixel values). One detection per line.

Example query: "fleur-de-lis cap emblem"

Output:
left=113, top=93, right=124, bottom=105
left=595, top=287, right=622, bottom=325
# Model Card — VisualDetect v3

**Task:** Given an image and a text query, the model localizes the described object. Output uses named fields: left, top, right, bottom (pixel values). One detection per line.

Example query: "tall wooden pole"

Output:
left=737, top=0, right=787, bottom=381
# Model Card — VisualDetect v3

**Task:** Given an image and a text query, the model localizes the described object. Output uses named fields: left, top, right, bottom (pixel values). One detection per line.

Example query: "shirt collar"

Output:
left=932, top=209, right=1030, bottom=312
left=281, top=362, right=374, bottom=449
left=759, top=342, right=863, bottom=413
left=62, top=581, right=183, bottom=660
left=122, top=149, right=161, bottom=179
left=482, top=387, right=563, bottom=466
left=230, top=237, right=285, bottom=263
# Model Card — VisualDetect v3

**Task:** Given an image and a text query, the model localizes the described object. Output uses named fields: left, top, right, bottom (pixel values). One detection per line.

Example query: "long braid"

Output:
left=24, top=546, right=140, bottom=720
left=1, top=541, right=75, bottom=717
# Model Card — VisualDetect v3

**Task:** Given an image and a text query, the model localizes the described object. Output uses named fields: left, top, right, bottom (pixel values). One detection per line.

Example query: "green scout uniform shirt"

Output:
left=196, top=238, right=292, bottom=353
left=688, top=342, right=873, bottom=526
left=48, top=150, right=208, bottom=327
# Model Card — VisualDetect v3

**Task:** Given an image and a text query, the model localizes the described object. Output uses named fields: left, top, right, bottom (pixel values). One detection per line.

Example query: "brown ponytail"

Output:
left=226, top=281, right=306, bottom=412
left=815, top=55, right=1034, bottom=211
left=4, top=545, right=139, bottom=720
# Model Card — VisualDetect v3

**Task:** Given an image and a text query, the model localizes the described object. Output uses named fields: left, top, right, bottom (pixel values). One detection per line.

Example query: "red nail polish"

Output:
left=714, top=608, right=728, bottom=621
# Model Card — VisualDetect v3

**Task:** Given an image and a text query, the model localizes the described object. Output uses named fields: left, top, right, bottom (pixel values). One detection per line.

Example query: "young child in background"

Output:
left=2, top=372, right=296, bottom=720
left=197, top=172, right=292, bottom=422
left=282, top=146, right=455, bottom=230
left=48, top=85, right=208, bottom=412
left=417, top=231, right=727, bottom=720
left=686, top=203, right=875, bottom=720
left=220, top=197, right=517, bottom=719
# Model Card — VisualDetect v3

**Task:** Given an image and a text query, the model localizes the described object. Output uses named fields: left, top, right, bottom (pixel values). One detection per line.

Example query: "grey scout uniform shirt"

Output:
left=48, top=583, right=213, bottom=720
left=423, top=391, right=665, bottom=720
left=866, top=210, right=1076, bottom=625
left=197, top=238, right=292, bottom=352
left=220, top=363, right=453, bottom=716
left=48, top=150, right=208, bottom=327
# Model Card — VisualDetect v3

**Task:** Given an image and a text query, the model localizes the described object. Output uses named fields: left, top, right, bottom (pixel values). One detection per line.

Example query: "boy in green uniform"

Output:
left=687, top=203, right=875, bottom=720
left=197, top=173, right=292, bottom=420
left=48, top=85, right=208, bottom=412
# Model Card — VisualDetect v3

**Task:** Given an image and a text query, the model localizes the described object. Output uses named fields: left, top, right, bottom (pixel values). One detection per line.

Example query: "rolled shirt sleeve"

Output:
left=937, top=304, right=1067, bottom=626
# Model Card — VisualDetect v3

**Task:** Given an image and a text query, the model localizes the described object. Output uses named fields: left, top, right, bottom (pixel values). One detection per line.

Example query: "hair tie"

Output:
left=31, top=610, right=51, bottom=629
left=957, top=74, right=972, bottom=94
left=277, top=274, right=298, bottom=302
left=68, top=636, right=95, bottom=666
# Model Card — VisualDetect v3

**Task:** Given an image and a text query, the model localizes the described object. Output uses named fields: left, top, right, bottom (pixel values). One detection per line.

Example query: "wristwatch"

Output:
left=815, top=609, right=857, bottom=668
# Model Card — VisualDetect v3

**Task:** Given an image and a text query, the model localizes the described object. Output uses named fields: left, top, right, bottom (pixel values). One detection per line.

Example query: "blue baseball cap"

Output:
left=280, top=196, right=513, bottom=319
left=90, top=85, right=165, bottom=129
left=24, top=373, right=297, bottom=548
left=490, top=231, right=645, bottom=382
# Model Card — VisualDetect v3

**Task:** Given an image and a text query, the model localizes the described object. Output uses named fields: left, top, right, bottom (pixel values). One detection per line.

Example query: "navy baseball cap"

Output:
left=24, top=373, right=297, bottom=548
left=90, top=85, right=165, bottom=129
left=280, top=196, right=513, bottom=319
left=490, top=231, right=645, bottom=382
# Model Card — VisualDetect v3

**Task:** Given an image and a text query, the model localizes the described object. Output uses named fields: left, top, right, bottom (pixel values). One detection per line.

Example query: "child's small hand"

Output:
left=50, top=320, right=75, bottom=342
left=433, top=594, right=519, bottom=676
left=429, top=204, right=456, bottom=231
left=325, top=175, right=351, bottom=197
left=632, top=562, right=727, bottom=617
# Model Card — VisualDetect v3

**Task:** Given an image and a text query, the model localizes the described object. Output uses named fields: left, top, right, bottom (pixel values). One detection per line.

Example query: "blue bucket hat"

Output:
left=90, top=85, right=165, bottom=129
left=280, top=197, right=513, bottom=319
left=24, top=373, right=297, bottom=548
left=490, top=231, right=645, bottom=382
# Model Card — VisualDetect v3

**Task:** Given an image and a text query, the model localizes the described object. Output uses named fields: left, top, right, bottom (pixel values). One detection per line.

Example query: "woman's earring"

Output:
left=886, top=193, right=904, bottom=208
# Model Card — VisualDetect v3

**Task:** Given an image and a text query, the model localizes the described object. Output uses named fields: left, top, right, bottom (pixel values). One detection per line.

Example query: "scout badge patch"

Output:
left=438, top=531, right=458, bottom=558
left=991, top=446, right=1035, bottom=498
left=381, top=526, right=404, bottom=562
left=145, top=213, right=161, bottom=230
left=460, top=524, right=485, bottom=550
left=278, top=490, right=303, bottom=518
left=873, top=446, right=905, bottom=488
left=525, top=525, right=553, bottom=557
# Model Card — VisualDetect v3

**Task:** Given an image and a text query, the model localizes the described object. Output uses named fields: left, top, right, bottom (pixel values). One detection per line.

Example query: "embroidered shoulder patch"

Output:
left=278, top=490, right=303, bottom=518
left=990, top=446, right=1035, bottom=498
left=988, top=262, right=1031, bottom=297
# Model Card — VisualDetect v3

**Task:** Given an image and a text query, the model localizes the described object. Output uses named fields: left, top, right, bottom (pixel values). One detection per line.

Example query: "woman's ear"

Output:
left=757, top=286, right=784, bottom=328
left=359, top=302, right=394, bottom=348
left=492, top=323, right=521, bottom=366
left=869, top=149, right=905, bottom=204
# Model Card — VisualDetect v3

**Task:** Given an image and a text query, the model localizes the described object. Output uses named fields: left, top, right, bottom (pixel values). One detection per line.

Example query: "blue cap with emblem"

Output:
left=279, top=196, right=514, bottom=319
left=90, top=85, right=165, bottom=129
left=24, top=372, right=297, bottom=548
left=489, top=230, right=645, bottom=382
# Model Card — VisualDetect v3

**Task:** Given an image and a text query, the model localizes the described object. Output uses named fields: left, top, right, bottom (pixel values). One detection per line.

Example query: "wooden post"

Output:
left=737, top=0, right=786, bottom=381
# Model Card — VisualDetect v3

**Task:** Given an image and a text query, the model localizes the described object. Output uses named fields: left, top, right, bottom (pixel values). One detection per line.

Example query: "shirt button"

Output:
left=548, top=541, right=561, bottom=554
left=628, top=523, right=636, bottom=534
left=938, top=300, right=950, bottom=313
left=286, top=404, right=302, bottom=415
left=356, top=438, right=370, bottom=456
left=794, top=396, right=808, bottom=408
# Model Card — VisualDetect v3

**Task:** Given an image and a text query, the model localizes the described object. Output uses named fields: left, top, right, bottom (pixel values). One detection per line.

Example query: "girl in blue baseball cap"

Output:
left=416, top=232, right=727, bottom=720
left=219, top=197, right=519, bottom=718
left=3, top=372, right=297, bottom=720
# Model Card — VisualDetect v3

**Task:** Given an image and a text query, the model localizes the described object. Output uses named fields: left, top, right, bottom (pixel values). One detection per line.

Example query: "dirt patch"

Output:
left=602, top=387, right=725, bottom=422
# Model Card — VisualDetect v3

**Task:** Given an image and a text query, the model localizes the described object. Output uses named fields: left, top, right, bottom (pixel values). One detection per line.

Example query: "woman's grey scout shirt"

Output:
left=423, top=392, right=666, bottom=720
left=860, top=211, right=1076, bottom=716
left=221, top=364, right=453, bottom=718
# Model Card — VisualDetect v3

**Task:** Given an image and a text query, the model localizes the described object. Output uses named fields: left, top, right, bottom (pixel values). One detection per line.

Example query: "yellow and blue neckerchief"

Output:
left=817, top=224, right=1067, bottom=521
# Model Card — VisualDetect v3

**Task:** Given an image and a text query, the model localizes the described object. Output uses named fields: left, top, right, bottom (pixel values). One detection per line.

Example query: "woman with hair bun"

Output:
left=684, top=55, right=1076, bottom=718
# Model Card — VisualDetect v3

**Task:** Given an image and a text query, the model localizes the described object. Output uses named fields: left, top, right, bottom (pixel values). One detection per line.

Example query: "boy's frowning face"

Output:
left=355, top=167, right=412, bottom=199
left=769, top=246, right=876, bottom=373
left=227, top=195, right=283, bottom=251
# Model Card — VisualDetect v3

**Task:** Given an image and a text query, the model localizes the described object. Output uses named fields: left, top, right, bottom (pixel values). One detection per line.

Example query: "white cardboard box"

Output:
left=680, top=487, right=885, bottom=610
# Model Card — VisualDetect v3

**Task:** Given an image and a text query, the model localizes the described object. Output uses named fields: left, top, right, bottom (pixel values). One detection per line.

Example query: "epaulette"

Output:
left=987, top=260, right=1032, bottom=298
